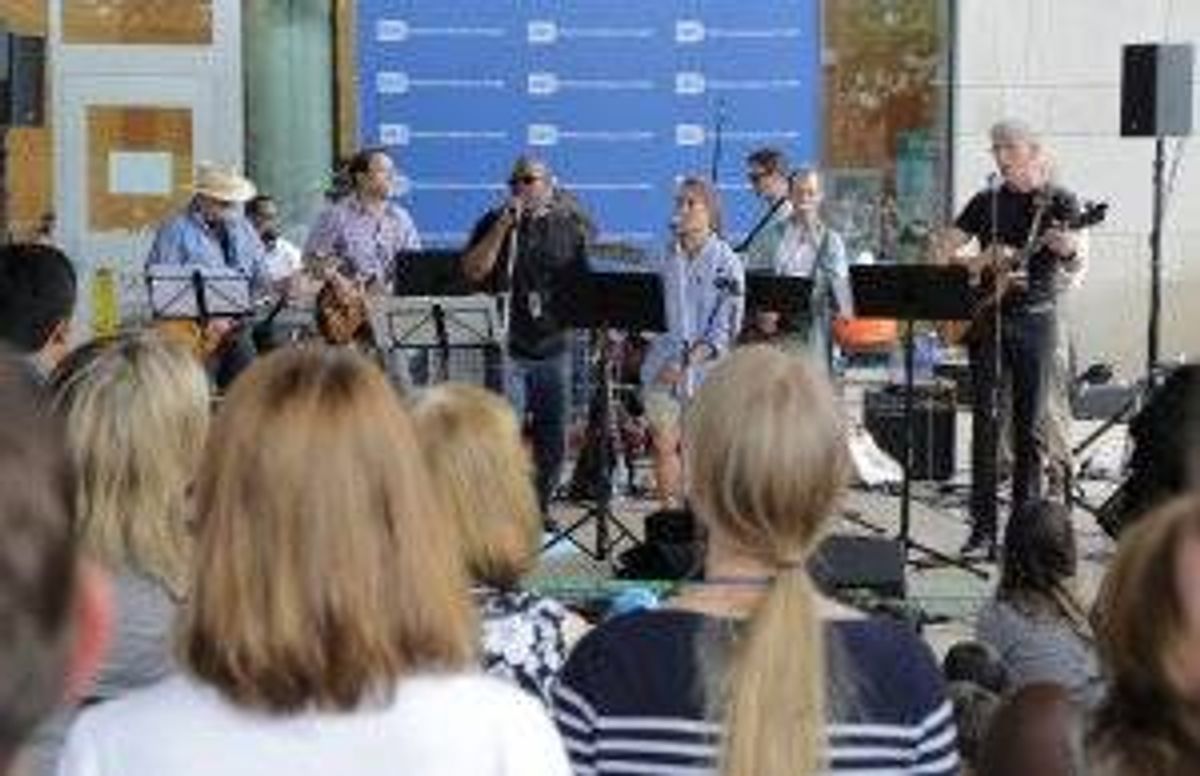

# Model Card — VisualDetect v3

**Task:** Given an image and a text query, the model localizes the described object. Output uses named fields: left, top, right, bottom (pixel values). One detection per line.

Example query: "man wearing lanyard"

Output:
left=461, top=156, right=592, bottom=516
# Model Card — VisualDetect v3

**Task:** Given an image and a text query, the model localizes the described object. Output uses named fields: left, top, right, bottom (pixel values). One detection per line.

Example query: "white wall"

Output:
left=955, top=0, right=1200, bottom=377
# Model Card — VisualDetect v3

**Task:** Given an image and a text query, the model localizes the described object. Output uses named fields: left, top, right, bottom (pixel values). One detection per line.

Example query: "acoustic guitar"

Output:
left=307, top=255, right=374, bottom=346
left=940, top=200, right=1107, bottom=345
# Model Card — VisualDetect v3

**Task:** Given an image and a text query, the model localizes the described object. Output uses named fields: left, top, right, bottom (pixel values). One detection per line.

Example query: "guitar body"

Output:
left=938, top=199, right=1107, bottom=346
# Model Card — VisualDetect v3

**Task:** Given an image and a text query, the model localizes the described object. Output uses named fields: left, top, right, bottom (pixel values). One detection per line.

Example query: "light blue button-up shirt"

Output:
left=145, top=200, right=268, bottom=293
left=640, top=233, right=745, bottom=397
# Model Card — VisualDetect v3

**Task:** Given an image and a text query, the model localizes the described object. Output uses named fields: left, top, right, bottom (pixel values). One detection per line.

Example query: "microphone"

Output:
left=714, top=275, right=741, bottom=296
left=986, top=172, right=1002, bottom=191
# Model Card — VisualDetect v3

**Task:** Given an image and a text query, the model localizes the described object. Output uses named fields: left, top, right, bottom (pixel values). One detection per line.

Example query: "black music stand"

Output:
left=394, top=249, right=470, bottom=297
left=371, top=294, right=503, bottom=384
left=146, top=269, right=253, bottom=322
left=548, top=270, right=666, bottom=562
left=746, top=272, right=812, bottom=319
left=744, top=272, right=812, bottom=341
left=389, top=249, right=491, bottom=384
left=850, top=264, right=980, bottom=573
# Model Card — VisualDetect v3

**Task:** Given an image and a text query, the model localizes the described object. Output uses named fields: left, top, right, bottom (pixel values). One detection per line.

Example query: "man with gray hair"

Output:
left=939, top=119, right=1087, bottom=560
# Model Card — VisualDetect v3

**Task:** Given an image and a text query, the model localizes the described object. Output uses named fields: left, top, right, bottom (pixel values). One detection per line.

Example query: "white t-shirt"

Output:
left=262, top=237, right=303, bottom=282
left=57, top=672, right=570, bottom=776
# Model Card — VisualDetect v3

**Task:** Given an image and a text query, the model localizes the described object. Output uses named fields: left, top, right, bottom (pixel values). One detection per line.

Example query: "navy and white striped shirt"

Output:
left=552, top=609, right=959, bottom=775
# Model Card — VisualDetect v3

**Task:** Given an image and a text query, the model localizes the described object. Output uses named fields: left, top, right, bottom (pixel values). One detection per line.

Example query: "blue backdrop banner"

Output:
left=357, top=1, right=821, bottom=254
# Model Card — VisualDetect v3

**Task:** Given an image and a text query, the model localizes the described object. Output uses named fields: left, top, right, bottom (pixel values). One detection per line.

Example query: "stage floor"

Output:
left=532, top=369, right=1127, bottom=657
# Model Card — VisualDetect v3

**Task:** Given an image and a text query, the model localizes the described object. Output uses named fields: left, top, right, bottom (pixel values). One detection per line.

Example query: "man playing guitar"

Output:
left=303, top=148, right=423, bottom=351
left=938, top=119, right=1087, bottom=560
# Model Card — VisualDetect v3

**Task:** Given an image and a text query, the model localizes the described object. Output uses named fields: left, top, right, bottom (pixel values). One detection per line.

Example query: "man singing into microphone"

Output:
left=938, top=119, right=1084, bottom=560
left=755, top=167, right=852, bottom=373
left=640, top=176, right=744, bottom=508
left=461, top=155, right=594, bottom=516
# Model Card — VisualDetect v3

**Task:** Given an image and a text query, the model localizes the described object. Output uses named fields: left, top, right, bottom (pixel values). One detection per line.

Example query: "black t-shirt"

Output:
left=467, top=206, right=589, bottom=359
left=954, top=183, right=1081, bottom=311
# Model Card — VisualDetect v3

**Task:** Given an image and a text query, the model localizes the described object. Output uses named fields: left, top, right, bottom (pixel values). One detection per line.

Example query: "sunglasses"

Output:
left=510, top=174, right=542, bottom=186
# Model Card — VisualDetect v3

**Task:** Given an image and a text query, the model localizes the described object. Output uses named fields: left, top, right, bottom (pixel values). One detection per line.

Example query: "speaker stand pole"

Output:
left=1148, top=135, right=1165, bottom=382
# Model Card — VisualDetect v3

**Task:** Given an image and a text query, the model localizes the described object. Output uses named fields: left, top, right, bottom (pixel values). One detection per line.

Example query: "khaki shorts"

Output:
left=643, top=386, right=683, bottom=431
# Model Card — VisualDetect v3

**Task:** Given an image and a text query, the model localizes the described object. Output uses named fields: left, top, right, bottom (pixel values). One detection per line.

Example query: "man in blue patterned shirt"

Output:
left=145, top=163, right=266, bottom=387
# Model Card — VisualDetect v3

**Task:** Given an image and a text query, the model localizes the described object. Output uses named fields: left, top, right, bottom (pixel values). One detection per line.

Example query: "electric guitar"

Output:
left=941, top=199, right=1107, bottom=345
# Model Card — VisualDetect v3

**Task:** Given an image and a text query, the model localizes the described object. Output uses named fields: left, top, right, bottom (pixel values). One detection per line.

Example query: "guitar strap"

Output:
left=734, top=195, right=788, bottom=254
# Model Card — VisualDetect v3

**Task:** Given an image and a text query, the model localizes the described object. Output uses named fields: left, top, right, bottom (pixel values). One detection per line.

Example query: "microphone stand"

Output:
left=501, top=208, right=521, bottom=355
left=709, top=98, right=726, bottom=184
left=984, top=175, right=1003, bottom=547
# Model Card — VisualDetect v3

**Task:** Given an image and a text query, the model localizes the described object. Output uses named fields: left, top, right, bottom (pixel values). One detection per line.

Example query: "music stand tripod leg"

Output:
left=895, top=320, right=991, bottom=579
left=541, top=334, right=641, bottom=563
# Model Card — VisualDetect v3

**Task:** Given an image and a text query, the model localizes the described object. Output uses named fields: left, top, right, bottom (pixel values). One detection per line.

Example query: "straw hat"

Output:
left=192, top=162, right=256, bottom=203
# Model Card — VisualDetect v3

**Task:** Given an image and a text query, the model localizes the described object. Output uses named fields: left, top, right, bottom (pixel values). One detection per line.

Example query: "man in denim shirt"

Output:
left=145, top=163, right=266, bottom=387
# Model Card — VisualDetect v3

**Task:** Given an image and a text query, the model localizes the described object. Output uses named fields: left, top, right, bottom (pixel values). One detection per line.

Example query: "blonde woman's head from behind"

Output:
left=50, top=331, right=210, bottom=598
left=411, top=382, right=540, bottom=590
left=184, top=346, right=473, bottom=713
left=684, top=344, right=850, bottom=566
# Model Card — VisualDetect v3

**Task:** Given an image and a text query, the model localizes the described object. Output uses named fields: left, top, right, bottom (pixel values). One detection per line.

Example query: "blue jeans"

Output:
left=500, top=349, right=571, bottom=513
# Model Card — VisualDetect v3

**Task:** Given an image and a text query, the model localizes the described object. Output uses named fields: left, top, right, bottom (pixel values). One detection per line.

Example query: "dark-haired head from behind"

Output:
left=1115, top=364, right=1200, bottom=533
left=943, top=639, right=1011, bottom=695
left=978, top=683, right=1085, bottom=776
left=1000, top=500, right=1076, bottom=603
left=0, top=243, right=77, bottom=372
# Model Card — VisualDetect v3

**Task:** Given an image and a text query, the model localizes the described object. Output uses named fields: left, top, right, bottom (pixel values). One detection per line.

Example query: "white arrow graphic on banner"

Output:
left=527, top=20, right=655, bottom=45
left=377, top=72, right=506, bottom=95
left=380, top=124, right=509, bottom=146
left=674, top=72, right=804, bottom=95
left=675, top=20, right=804, bottom=45
left=675, top=125, right=803, bottom=146
left=527, top=124, right=655, bottom=146
left=675, top=124, right=706, bottom=146
left=527, top=72, right=655, bottom=95
left=376, top=19, right=505, bottom=42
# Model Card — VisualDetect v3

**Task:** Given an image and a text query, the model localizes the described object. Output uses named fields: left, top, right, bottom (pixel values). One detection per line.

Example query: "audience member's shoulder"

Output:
left=833, top=614, right=944, bottom=682
left=567, top=608, right=701, bottom=666
left=70, top=674, right=203, bottom=733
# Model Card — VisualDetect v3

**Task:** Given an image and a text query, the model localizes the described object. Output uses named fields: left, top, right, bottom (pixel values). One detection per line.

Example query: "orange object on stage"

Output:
left=833, top=316, right=898, bottom=352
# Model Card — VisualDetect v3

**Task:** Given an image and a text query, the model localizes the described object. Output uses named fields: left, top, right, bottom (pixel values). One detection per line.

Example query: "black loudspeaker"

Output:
left=1121, top=43, right=1193, bottom=137
left=0, top=33, right=45, bottom=127
left=810, top=535, right=906, bottom=599
left=863, top=383, right=956, bottom=481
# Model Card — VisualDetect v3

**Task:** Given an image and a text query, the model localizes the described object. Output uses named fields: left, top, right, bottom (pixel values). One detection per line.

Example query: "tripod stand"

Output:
left=850, top=263, right=987, bottom=577
left=545, top=270, right=665, bottom=561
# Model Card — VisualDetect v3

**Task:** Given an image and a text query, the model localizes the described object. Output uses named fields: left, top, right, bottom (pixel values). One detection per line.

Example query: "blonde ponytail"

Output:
left=685, top=345, right=849, bottom=776
left=721, top=566, right=825, bottom=776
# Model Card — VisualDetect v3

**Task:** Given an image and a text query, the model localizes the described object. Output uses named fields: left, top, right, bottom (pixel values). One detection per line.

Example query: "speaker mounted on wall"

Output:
left=1121, top=43, right=1194, bottom=138
left=0, top=32, right=46, bottom=128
